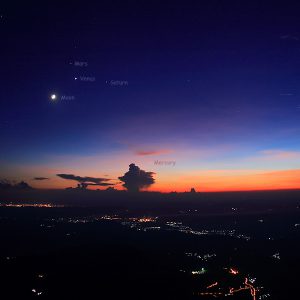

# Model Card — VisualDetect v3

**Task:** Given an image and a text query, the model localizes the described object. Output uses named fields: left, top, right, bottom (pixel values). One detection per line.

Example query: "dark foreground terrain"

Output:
left=0, top=190, right=299, bottom=299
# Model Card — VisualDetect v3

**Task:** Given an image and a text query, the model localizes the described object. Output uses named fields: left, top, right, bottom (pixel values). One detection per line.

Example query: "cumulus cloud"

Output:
left=118, top=163, right=155, bottom=192
left=56, top=174, right=115, bottom=188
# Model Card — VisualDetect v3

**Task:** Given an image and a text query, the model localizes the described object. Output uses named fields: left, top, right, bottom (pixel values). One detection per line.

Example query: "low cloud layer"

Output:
left=0, top=179, right=32, bottom=190
left=33, top=177, right=49, bottom=181
left=56, top=174, right=114, bottom=188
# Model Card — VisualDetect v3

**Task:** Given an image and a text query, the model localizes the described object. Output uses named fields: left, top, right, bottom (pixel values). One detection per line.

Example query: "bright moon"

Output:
left=50, top=94, right=57, bottom=100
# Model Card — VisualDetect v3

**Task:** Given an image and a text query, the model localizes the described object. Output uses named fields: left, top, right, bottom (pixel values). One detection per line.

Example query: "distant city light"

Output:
left=0, top=203, right=64, bottom=208
left=229, top=268, right=239, bottom=275
left=191, top=268, right=206, bottom=275
left=32, top=288, right=43, bottom=296
left=272, top=253, right=280, bottom=260
left=207, top=282, right=218, bottom=289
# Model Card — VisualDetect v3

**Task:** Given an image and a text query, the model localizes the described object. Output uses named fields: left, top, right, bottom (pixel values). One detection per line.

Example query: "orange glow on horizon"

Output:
left=148, top=169, right=300, bottom=193
left=27, top=168, right=300, bottom=193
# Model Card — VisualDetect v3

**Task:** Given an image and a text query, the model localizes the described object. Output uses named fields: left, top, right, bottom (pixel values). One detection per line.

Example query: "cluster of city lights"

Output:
left=185, top=252, right=217, bottom=261
left=0, top=203, right=64, bottom=208
left=3, top=210, right=277, bottom=300
left=191, top=268, right=207, bottom=275
left=194, top=268, right=260, bottom=300
left=165, top=221, right=251, bottom=241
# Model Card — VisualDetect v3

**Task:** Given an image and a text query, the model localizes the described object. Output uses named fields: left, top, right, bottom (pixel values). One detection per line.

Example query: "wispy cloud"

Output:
left=135, top=149, right=173, bottom=156
left=33, top=177, right=49, bottom=181
left=280, top=34, right=299, bottom=41
left=258, top=149, right=300, bottom=160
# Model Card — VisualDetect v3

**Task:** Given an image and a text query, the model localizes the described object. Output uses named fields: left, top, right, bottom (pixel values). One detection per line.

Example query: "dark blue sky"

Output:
left=1, top=1, right=300, bottom=191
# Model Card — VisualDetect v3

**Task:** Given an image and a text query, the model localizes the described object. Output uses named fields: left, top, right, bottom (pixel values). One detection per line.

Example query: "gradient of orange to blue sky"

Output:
left=1, top=2, right=300, bottom=192
left=2, top=146, right=300, bottom=192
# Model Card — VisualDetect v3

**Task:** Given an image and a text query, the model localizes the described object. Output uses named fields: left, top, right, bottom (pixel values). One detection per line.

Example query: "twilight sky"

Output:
left=1, top=1, right=300, bottom=192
